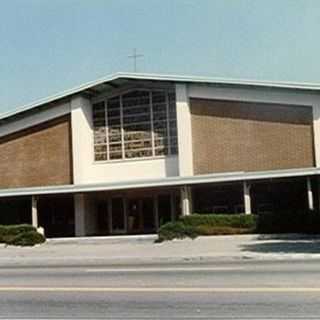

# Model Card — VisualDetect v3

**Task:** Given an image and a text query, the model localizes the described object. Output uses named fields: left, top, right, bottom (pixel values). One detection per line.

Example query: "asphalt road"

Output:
left=1, top=259, right=320, bottom=319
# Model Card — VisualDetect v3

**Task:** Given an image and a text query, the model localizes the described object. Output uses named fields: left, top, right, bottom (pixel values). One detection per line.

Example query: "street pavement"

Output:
left=0, top=260, right=320, bottom=318
left=0, top=235, right=320, bottom=318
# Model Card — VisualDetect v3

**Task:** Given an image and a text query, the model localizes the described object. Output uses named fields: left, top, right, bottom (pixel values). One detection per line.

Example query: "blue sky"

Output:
left=0, top=0, right=319, bottom=112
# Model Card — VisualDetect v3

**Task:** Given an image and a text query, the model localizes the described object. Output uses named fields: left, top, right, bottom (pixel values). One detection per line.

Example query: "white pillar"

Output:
left=312, top=103, right=320, bottom=167
left=181, top=186, right=192, bottom=216
left=243, top=181, right=252, bottom=215
left=70, top=95, right=92, bottom=185
left=74, top=193, right=86, bottom=236
left=31, top=196, right=38, bottom=228
left=307, top=177, right=314, bottom=211
left=176, top=83, right=194, bottom=176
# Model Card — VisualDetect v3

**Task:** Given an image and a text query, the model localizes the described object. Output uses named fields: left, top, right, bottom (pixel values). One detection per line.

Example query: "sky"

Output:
left=0, top=0, right=319, bottom=112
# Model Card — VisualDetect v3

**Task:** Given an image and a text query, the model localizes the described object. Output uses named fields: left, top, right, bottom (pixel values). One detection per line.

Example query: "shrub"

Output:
left=158, top=222, right=198, bottom=242
left=181, top=214, right=257, bottom=229
left=0, top=224, right=37, bottom=243
left=6, top=230, right=46, bottom=247
left=195, top=225, right=252, bottom=236
left=157, top=214, right=256, bottom=241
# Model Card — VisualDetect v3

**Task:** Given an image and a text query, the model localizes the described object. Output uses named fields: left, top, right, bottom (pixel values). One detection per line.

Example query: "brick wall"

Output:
left=0, top=115, right=73, bottom=188
left=190, top=98, right=314, bottom=175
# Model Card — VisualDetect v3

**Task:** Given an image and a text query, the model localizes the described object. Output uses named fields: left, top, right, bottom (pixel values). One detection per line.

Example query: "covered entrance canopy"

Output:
left=0, top=167, right=318, bottom=237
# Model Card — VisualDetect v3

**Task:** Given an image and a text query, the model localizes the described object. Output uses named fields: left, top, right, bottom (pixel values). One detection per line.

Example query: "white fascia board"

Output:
left=2, top=72, right=320, bottom=123
left=0, top=101, right=70, bottom=138
left=0, top=167, right=318, bottom=198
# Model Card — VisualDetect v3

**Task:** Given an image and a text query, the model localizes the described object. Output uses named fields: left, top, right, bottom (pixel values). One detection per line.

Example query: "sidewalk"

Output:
left=1, top=234, right=320, bottom=267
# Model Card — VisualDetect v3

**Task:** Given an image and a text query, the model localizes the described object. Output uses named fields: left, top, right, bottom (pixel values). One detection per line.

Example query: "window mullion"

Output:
left=120, top=95, right=125, bottom=159
left=149, top=91, right=155, bottom=156
left=105, top=99, right=110, bottom=160
left=165, top=91, right=171, bottom=155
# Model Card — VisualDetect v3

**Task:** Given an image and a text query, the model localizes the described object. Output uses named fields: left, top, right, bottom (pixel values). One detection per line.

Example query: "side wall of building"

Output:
left=0, top=115, right=73, bottom=188
left=178, top=84, right=320, bottom=176
left=190, top=98, right=314, bottom=174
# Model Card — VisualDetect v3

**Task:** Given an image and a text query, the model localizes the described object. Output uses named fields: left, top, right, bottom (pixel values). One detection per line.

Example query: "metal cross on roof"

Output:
left=128, top=48, right=144, bottom=72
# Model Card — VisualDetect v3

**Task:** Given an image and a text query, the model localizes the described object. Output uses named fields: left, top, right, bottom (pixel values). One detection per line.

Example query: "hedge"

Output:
left=158, top=214, right=256, bottom=241
left=181, top=214, right=257, bottom=229
left=0, top=224, right=45, bottom=246
left=157, top=211, right=320, bottom=241
left=6, top=230, right=46, bottom=247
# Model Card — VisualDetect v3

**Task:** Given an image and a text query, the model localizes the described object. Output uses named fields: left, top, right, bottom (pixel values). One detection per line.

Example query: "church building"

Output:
left=0, top=72, right=318, bottom=237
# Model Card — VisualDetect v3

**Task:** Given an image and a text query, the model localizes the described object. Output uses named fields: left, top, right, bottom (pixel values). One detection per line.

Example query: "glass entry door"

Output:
left=127, top=199, right=141, bottom=233
left=141, top=197, right=155, bottom=232
left=111, top=198, right=126, bottom=234
left=127, top=197, right=155, bottom=234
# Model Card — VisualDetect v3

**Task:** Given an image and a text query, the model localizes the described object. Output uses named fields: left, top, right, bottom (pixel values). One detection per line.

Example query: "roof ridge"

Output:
left=1, top=72, right=320, bottom=123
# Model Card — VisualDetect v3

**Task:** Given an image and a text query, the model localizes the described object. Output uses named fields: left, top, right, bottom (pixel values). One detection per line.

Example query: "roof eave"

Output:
left=2, top=72, right=320, bottom=123
left=0, top=167, right=317, bottom=198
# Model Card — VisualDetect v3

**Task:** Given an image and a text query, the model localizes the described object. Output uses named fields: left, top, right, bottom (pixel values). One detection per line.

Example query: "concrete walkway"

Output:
left=1, top=234, right=320, bottom=267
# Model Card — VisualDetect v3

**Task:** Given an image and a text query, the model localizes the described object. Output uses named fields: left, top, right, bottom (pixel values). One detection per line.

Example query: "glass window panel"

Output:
left=109, top=143, right=122, bottom=151
left=95, top=153, right=107, bottom=161
left=93, top=101, right=107, bottom=160
left=107, top=97, right=121, bottom=155
left=154, top=137, right=167, bottom=147
left=93, top=89, right=177, bottom=161
left=125, top=149, right=153, bottom=158
left=110, top=153, right=122, bottom=160
left=155, top=147, right=168, bottom=156
left=152, top=91, right=166, bottom=104
left=94, top=145, right=107, bottom=153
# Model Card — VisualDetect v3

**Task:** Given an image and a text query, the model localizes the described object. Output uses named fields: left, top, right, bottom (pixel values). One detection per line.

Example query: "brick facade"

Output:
left=0, top=115, right=73, bottom=188
left=190, top=98, right=315, bottom=175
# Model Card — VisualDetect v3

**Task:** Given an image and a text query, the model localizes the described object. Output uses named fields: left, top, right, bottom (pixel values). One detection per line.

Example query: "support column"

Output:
left=31, top=196, right=38, bottom=228
left=181, top=186, right=192, bottom=216
left=243, top=181, right=252, bottom=215
left=307, top=177, right=314, bottom=211
left=74, top=193, right=86, bottom=236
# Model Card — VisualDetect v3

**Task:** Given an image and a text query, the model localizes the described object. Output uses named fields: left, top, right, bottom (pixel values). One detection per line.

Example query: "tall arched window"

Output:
left=93, top=89, right=178, bottom=161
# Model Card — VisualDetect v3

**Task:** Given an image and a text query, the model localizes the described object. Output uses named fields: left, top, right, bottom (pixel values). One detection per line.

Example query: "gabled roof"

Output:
left=2, top=72, right=320, bottom=124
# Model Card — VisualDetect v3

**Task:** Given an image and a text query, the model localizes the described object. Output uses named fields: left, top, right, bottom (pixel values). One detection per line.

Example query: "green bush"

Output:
left=0, top=224, right=37, bottom=243
left=181, top=214, right=257, bottom=229
left=158, top=222, right=198, bottom=242
left=195, top=225, right=252, bottom=236
left=157, top=214, right=256, bottom=241
left=157, top=211, right=320, bottom=241
left=6, top=230, right=46, bottom=247
left=0, top=224, right=45, bottom=246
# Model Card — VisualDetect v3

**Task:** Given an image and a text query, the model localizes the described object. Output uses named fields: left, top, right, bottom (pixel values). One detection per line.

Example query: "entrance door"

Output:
left=158, top=194, right=172, bottom=227
left=127, top=197, right=156, bottom=234
left=141, top=197, right=155, bottom=233
left=111, top=197, right=126, bottom=234
left=127, top=199, right=141, bottom=233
